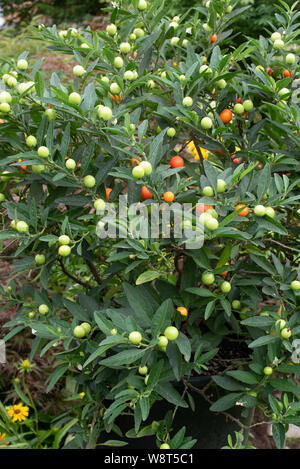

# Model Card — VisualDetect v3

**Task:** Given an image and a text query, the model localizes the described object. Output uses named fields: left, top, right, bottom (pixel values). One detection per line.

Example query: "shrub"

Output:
left=0, top=0, right=300, bottom=450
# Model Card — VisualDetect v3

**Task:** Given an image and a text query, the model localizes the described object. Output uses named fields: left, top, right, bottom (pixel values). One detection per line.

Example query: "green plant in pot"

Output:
left=1, top=0, right=300, bottom=450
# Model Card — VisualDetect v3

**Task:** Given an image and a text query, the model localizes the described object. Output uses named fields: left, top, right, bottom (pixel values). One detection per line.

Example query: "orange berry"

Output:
left=105, top=188, right=112, bottom=202
left=219, top=109, right=233, bottom=124
left=170, top=156, right=184, bottom=168
left=163, top=191, right=175, bottom=203
left=235, top=204, right=249, bottom=217
left=177, top=306, right=188, bottom=317
left=196, top=204, right=213, bottom=213
left=141, top=185, right=152, bottom=200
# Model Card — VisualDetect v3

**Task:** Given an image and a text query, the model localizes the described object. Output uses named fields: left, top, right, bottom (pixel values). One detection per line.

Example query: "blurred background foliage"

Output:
left=0, top=0, right=297, bottom=39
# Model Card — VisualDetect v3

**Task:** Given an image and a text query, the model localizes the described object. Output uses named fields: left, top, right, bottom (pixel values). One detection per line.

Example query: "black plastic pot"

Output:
left=113, top=376, right=253, bottom=449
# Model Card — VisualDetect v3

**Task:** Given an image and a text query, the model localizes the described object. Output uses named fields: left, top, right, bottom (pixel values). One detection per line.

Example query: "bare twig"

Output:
left=85, top=259, right=102, bottom=285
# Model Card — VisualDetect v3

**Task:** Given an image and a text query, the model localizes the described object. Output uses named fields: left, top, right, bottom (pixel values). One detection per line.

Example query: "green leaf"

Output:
left=146, top=359, right=164, bottom=390
left=136, top=270, right=161, bottom=285
left=210, top=393, right=243, bottom=412
left=248, top=335, right=279, bottom=348
left=98, top=440, right=128, bottom=447
left=272, top=423, right=286, bottom=449
left=155, top=383, right=188, bottom=408
left=151, top=298, right=173, bottom=337
left=53, top=418, right=78, bottom=449
left=212, top=375, right=245, bottom=391
left=204, top=300, right=216, bottom=320
left=99, top=348, right=146, bottom=367
left=176, top=332, right=191, bottom=361
left=270, top=379, right=300, bottom=395
left=185, top=287, right=216, bottom=297
left=46, top=364, right=69, bottom=392
left=226, top=370, right=259, bottom=385
left=240, top=316, right=275, bottom=328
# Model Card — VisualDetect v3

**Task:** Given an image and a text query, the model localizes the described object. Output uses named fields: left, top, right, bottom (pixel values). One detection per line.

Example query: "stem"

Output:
left=58, top=258, right=91, bottom=289
left=85, top=259, right=102, bottom=285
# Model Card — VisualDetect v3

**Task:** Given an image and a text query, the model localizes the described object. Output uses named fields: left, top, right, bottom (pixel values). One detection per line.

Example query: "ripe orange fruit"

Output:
left=235, top=204, right=249, bottom=217
left=141, top=186, right=152, bottom=200
left=220, top=109, right=233, bottom=124
left=196, top=204, right=213, bottom=213
left=283, top=69, right=293, bottom=78
left=170, top=156, right=184, bottom=168
left=236, top=97, right=242, bottom=104
left=177, top=306, right=188, bottom=317
left=130, top=157, right=141, bottom=166
left=209, top=34, right=218, bottom=43
left=105, top=187, right=112, bottom=201
left=163, top=191, right=175, bottom=203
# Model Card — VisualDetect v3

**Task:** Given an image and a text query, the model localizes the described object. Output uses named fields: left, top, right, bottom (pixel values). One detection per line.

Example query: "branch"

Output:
left=58, top=258, right=91, bottom=289
left=85, top=259, right=102, bottom=285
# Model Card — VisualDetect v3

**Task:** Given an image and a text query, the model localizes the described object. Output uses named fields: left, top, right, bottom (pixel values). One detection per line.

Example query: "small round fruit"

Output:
left=170, top=156, right=184, bottom=168
left=114, top=57, right=124, bottom=69
left=0, top=103, right=10, bottom=113
left=134, top=28, right=145, bottom=38
left=275, top=319, right=286, bottom=330
left=139, top=161, right=152, bottom=176
left=138, top=0, right=147, bottom=9
left=182, top=96, right=193, bottom=107
left=129, top=331, right=142, bottom=345
left=273, top=39, right=285, bottom=49
left=147, top=79, right=155, bottom=88
left=167, top=127, right=176, bottom=137
left=65, top=158, right=76, bottom=170
left=32, top=164, right=45, bottom=174
left=205, top=217, right=219, bottom=231
left=138, top=366, right=148, bottom=375
left=58, top=235, right=70, bottom=245
left=265, top=207, right=275, bottom=218
left=69, top=92, right=81, bottom=105
left=16, top=221, right=29, bottom=233
left=120, top=42, right=131, bottom=54
left=281, top=328, right=292, bottom=339
left=158, top=335, right=168, bottom=347
left=254, top=205, right=266, bottom=217
left=100, top=106, right=113, bottom=121
left=291, top=280, right=300, bottom=291
left=132, top=165, right=145, bottom=178
left=286, top=53, right=296, bottom=65
left=35, top=254, right=45, bottom=265
left=235, top=204, right=249, bottom=217
left=106, top=24, right=117, bottom=36
left=39, top=304, right=49, bottom=315
left=124, top=70, right=135, bottom=81
left=73, top=65, right=86, bottom=77
left=83, top=175, right=96, bottom=188
left=0, top=193, right=5, bottom=203
left=28, top=312, right=35, bottom=319
left=37, top=146, right=49, bottom=158
left=163, top=191, right=175, bottom=203
left=232, top=300, right=241, bottom=310
left=110, top=82, right=121, bottom=94
left=141, top=185, right=152, bottom=200
left=94, top=198, right=106, bottom=211
left=26, top=135, right=37, bottom=147
left=73, top=325, right=86, bottom=338
left=201, top=117, right=213, bottom=130
left=17, top=59, right=28, bottom=70
left=202, top=272, right=215, bottom=285
left=234, top=103, right=245, bottom=115
left=164, top=326, right=179, bottom=341
left=7, top=76, right=17, bottom=87
left=202, top=186, right=214, bottom=197
left=81, top=322, right=92, bottom=335
left=160, top=444, right=170, bottom=449
left=171, top=36, right=180, bottom=45
left=219, top=109, right=232, bottom=124
left=243, top=100, right=253, bottom=111
left=271, top=32, right=282, bottom=42
left=58, top=245, right=71, bottom=257
left=263, top=366, right=273, bottom=376
left=110, top=328, right=117, bottom=335
left=221, top=281, right=231, bottom=293
left=45, top=108, right=56, bottom=121
left=217, top=79, right=226, bottom=89
left=177, top=306, right=188, bottom=317
left=0, top=91, right=12, bottom=103
left=217, top=179, right=226, bottom=193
